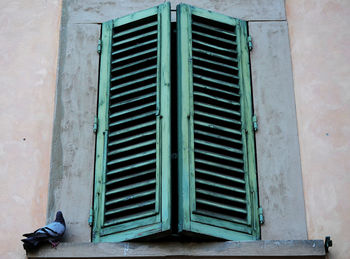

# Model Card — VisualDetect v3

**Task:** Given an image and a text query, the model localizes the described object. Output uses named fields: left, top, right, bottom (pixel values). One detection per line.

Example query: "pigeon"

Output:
left=21, top=211, right=66, bottom=251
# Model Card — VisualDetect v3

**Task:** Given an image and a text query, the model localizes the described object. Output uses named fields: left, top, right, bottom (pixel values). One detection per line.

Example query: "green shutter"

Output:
left=177, top=4, right=259, bottom=240
left=93, top=2, right=171, bottom=242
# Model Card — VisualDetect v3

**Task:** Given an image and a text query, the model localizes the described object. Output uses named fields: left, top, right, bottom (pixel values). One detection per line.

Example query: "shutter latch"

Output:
left=88, top=208, right=94, bottom=226
left=248, top=35, right=253, bottom=51
left=252, top=115, right=258, bottom=132
left=97, top=39, right=102, bottom=54
left=93, top=116, right=98, bottom=133
left=259, top=207, right=264, bottom=225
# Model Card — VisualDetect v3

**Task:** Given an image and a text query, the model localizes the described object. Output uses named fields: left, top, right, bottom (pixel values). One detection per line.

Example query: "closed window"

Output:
left=93, top=2, right=259, bottom=242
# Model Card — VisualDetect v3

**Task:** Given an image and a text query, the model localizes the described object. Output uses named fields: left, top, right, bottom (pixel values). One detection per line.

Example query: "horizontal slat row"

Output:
left=191, top=14, right=248, bottom=225
left=104, top=14, right=159, bottom=226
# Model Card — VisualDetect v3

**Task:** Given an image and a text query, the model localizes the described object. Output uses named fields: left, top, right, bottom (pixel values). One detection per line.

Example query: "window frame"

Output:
left=45, top=0, right=308, bottom=247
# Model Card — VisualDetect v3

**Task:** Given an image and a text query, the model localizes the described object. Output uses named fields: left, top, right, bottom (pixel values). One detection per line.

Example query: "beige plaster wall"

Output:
left=0, top=0, right=62, bottom=258
left=286, top=0, right=350, bottom=258
left=1, top=0, right=349, bottom=258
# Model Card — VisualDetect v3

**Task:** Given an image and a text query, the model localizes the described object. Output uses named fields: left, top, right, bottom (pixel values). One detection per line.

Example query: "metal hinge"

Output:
left=97, top=39, right=102, bottom=54
left=325, top=236, right=333, bottom=253
left=252, top=115, right=258, bottom=131
left=88, top=208, right=94, bottom=226
left=93, top=116, right=98, bottom=133
left=248, top=35, right=253, bottom=51
left=259, top=207, right=264, bottom=225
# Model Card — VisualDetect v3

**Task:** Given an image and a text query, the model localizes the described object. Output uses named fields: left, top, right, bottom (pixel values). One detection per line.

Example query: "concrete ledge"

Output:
left=28, top=240, right=325, bottom=258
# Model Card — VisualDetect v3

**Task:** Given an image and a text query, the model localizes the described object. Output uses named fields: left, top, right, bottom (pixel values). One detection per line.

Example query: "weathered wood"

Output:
left=93, top=2, right=172, bottom=242
left=61, top=0, right=286, bottom=24
left=27, top=240, right=325, bottom=258
left=249, top=21, right=308, bottom=240
left=48, top=23, right=101, bottom=243
left=177, top=3, right=191, bottom=233
left=93, top=20, right=112, bottom=243
left=238, top=19, right=260, bottom=239
left=177, top=4, right=259, bottom=241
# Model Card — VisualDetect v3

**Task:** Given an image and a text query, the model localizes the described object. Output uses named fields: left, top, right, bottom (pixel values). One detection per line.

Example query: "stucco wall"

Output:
left=48, top=0, right=308, bottom=245
left=0, top=0, right=61, bottom=258
left=1, top=0, right=349, bottom=258
left=286, top=0, right=350, bottom=258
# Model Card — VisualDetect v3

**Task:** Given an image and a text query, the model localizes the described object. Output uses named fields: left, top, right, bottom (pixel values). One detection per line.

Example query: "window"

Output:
left=93, top=2, right=259, bottom=242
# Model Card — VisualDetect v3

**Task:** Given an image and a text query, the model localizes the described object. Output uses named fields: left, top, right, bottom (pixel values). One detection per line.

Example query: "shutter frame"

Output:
left=93, top=2, right=171, bottom=242
left=177, top=4, right=260, bottom=240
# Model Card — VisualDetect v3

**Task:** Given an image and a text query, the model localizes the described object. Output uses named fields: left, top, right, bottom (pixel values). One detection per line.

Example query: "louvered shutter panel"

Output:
left=177, top=4, right=259, bottom=240
left=93, top=3, right=171, bottom=242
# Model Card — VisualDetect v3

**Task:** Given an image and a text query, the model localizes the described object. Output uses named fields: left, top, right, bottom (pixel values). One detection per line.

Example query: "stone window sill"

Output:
left=28, top=240, right=325, bottom=258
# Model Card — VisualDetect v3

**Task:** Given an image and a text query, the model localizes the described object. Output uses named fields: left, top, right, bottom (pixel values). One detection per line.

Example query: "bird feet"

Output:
left=49, top=240, right=60, bottom=249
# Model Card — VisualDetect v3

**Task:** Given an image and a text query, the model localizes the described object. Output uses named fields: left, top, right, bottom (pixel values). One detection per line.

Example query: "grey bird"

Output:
left=21, top=211, right=66, bottom=251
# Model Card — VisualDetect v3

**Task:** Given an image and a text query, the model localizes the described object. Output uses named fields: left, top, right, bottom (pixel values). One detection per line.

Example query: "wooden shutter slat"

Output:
left=112, top=39, right=157, bottom=56
left=111, top=65, right=157, bottom=81
left=193, top=64, right=238, bottom=79
left=192, top=39, right=237, bottom=54
left=196, top=178, right=245, bottom=194
left=195, top=110, right=241, bottom=126
left=192, top=47, right=238, bottom=63
left=112, top=56, right=157, bottom=73
left=195, top=158, right=244, bottom=175
left=194, top=121, right=241, bottom=136
left=195, top=148, right=243, bottom=164
left=192, top=30, right=236, bottom=46
left=110, top=92, right=156, bottom=107
left=196, top=198, right=247, bottom=214
left=194, top=129, right=242, bottom=145
left=194, top=210, right=248, bottom=226
left=106, top=169, right=155, bottom=186
left=194, top=83, right=239, bottom=98
left=112, top=30, right=158, bottom=47
left=194, top=138, right=244, bottom=154
left=196, top=189, right=246, bottom=204
left=193, top=91, right=240, bottom=106
left=106, top=179, right=156, bottom=196
left=111, top=74, right=156, bottom=87
left=114, top=21, right=158, bottom=38
left=194, top=101, right=240, bottom=117
left=107, top=149, right=156, bottom=166
left=110, top=101, right=155, bottom=115
left=108, top=130, right=156, bottom=147
left=106, top=189, right=156, bottom=206
left=193, top=74, right=239, bottom=90
left=193, top=56, right=238, bottom=71
left=196, top=168, right=245, bottom=184
left=111, top=48, right=157, bottom=65
left=111, top=83, right=156, bottom=99
left=109, top=121, right=155, bottom=137
left=192, top=21, right=236, bottom=37
left=107, top=159, right=156, bottom=176
left=109, top=111, right=155, bottom=128
left=108, top=139, right=156, bottom=156
left=105, top=200, right=156, bottom=216
left=104, top=210, right=156, bottom=227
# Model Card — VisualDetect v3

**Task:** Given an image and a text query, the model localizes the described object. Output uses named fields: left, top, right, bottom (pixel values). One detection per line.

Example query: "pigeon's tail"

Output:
left=21, top=237, right=40, bottom=251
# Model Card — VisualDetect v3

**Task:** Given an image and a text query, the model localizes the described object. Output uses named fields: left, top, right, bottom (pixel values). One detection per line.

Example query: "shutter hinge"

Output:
left=325, top=236, right=333, bottom=253
left=97, top=39, right=102, bottom=54
left=93, top=116, right=98, bottom=133
left=248, top=35, right=253, bottom=51
left=252, top=115, right=258, bottom=131
left=259, top=207, right=264, bottom=225
left=88, top=208, right=94, bottom=226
